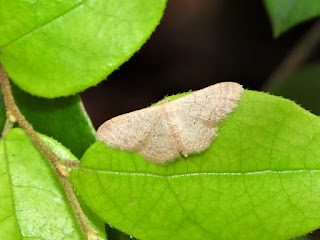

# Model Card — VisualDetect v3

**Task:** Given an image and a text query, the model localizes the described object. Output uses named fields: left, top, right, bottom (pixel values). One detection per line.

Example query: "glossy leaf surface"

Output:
left=0, top=0, right=167, bottom=97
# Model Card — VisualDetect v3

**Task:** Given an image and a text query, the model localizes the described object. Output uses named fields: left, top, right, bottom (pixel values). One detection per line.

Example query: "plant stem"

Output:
left=0, top=64, right=98, bottom=240
left=263, top=19, right=320, bottom=90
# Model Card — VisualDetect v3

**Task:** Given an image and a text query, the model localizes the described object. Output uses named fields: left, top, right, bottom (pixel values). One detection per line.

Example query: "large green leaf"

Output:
left=264, top=0, right=320, bottom=36
left=0, top=0, right=167, bottom=97
left=0, top=128, right=106, bottom=239
left=270, top=62, right=320, bottom=116
left=71, top=90, right=320, bottom=240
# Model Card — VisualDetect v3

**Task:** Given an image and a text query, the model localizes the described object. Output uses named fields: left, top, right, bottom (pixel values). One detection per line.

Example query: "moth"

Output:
left=97, top=82, right=244, bottom=164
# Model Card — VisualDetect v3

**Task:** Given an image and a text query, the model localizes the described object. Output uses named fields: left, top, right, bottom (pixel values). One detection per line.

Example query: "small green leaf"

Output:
left=71, top=90, right=320, bottom=239
left=0, top=128, right=106, bottom=239
left=270, top=62, right=320, bottom=116
left=0, top=0, right=167, bottom=97
left=0, top=83, right=96, bottom=158
left=264, top=0, right=320, bottom=36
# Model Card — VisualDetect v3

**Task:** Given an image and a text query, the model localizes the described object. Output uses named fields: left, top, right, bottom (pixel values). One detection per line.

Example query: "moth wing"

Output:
left=97, top=106, right=161, bottom=151
left=139, top=116, right=180, bottom=164
left=166, top=82, right=243, bottom=155
left=165, top=103, right=217, bottom=156
left=174, top=82, right=243, bottom=124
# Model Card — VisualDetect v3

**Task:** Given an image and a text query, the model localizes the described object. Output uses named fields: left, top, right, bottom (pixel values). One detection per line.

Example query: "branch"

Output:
left=263, top=19, right=320, bottom=90
left=0, top=64, right=98, bottom=240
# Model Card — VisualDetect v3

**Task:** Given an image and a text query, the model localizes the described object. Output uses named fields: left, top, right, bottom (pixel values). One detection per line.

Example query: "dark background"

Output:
left=80, top=0, right=318, bottom=128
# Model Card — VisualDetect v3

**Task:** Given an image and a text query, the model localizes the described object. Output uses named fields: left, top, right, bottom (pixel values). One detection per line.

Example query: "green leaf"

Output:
left=264, top=0, right=320, bottom=36
left=270, top=62, right=320, bottom=116
left=0, top=0, right=167, bottom=98
left=0, top=83, right=96, bottom=158
left=71, top=90, right=320, bottom=240
left=0, top=128, right=106, bottom=239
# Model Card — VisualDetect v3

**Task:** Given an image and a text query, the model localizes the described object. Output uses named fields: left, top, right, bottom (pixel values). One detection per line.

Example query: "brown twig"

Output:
left=0, top=64, right=98, bottom=240
left=263, top=19, right=320, bottom=91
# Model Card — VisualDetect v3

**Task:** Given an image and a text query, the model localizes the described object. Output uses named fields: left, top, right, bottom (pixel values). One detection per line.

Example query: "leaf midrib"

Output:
left=0, top=0, right=87, bottom=50
left=76, top=167, right=320, bottom=178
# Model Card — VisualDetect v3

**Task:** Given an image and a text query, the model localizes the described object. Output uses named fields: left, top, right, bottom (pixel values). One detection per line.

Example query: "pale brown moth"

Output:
left=97, top=82, right=244, bottom=164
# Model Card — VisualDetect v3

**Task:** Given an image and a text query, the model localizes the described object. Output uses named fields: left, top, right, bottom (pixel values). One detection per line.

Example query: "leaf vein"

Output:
left=77, top=168, right=320, bottom=178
